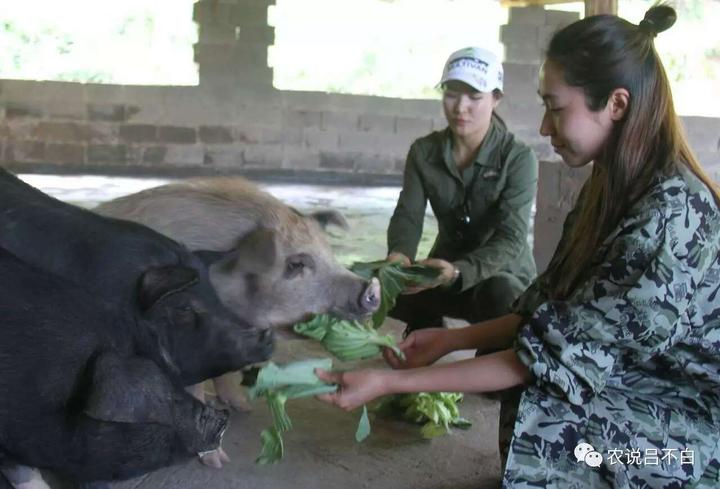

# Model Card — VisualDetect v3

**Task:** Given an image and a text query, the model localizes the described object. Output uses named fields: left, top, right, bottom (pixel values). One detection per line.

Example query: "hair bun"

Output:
left=640, top=5, right=677, bottom=37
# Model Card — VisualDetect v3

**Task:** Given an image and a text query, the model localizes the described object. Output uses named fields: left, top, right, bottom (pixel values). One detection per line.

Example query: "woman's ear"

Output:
left=607, top=88, right=630, bottom=121
left=492, top=89, right=503, bottom=109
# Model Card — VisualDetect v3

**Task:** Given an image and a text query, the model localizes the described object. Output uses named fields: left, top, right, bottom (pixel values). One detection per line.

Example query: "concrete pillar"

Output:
left=193, top=0, right=275, bottom=94
left=585, top=0, right=617, bottom=16
left=500, top=6, right=579, bottom=65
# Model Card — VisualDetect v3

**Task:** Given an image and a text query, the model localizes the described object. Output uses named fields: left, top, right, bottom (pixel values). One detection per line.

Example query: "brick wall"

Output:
left=2, top=3, right=717, bottom=182
left=1, top=2, right=719, bottom=273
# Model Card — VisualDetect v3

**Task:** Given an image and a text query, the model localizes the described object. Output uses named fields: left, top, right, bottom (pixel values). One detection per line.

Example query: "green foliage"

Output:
left=350, top=260, right=440, bottom=328
left=355, top=405, right=371, bottom=442
left=0, top=0, right=197, bottom=85
left=371, top=392, right=471, bottom=439
left=293, top=313, right=404, bottom=361
left=256, top=427, right=284, bottom=465
left=249, top=358, right=371, bottom=464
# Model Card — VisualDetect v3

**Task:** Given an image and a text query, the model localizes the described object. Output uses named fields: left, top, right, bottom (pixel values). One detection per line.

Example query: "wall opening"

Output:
left=0, top=0, right=198, bottom=85
left=269, top=0, right=507, bottom=100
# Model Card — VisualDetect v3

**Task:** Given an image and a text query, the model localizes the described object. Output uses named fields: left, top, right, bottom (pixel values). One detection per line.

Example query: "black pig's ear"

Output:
left=310, top=210, right=349, bottom=231
left=138, top=266, right=199, bottom=311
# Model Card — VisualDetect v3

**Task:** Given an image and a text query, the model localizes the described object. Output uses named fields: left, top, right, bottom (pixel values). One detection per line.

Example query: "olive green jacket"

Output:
left=387, top=117, right=538, bottom=292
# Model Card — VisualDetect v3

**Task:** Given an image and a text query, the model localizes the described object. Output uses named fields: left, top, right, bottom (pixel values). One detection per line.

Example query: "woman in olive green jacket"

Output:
left=387, top=47, right=538, bottom=335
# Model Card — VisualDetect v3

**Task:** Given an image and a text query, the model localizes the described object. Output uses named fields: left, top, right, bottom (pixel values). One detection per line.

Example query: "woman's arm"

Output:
left=317, top=349, right=532, bottom=411
left=387, top=144, right=427, bottom=261
left=386, top=313, right=524, bottom=369
left=447, top=313, right=524, bottom=353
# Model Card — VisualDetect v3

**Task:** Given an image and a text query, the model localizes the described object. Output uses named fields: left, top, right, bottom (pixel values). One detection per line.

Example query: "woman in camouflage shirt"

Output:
left=318, top=5, right=720, bottom=488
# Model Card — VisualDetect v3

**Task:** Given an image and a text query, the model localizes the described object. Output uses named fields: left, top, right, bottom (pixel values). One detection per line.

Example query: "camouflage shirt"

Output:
left=505, top=165, right=720, bottom=488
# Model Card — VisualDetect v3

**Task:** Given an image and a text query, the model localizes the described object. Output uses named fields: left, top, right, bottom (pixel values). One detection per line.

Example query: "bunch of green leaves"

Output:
left=294, top=314, right=404, bottom=362
left=350, top=260, right=441, bottom=328
left=249, top=358, right=338, bottom=464
left=249, top=358, right=371, bottom=464
left=371, top=392, right=471, bottom=439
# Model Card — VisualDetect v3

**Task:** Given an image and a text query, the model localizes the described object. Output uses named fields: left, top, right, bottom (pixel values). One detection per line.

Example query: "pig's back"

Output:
left=96, top=177, right=295, bottom=251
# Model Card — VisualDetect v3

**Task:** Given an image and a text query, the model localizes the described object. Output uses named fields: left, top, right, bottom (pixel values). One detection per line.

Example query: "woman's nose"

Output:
left=455, top=95, right=469, bottom=113
left=539, top=110, right=554, bottom=137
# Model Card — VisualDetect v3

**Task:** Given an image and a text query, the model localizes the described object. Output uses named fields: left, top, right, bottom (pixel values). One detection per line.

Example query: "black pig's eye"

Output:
left=174, top=304, right=198, bottom=323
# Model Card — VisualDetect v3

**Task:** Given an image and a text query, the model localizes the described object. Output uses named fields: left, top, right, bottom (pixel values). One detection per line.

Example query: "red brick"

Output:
left=199, top=126, right=234, bottom=144
left=5, top=103, right=43, bottom=119
left=319, top=151, right=357, bottom=170
left=47, top=143, right=85, bottom=164
left=5, top=141, right=46, bottom=162
left=87, top=144, right=127, bottom=163
left=119, top=124, right=157, bottom=143
left=32, top=122, right=91, bottom=142
left=87, top=104, right=126, bottom=122
left=158, top=126, right=197, bottom=144
left=142, top=146, right=167, bottom=164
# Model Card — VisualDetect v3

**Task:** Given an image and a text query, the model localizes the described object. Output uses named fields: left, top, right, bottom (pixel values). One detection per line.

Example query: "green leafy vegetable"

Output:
left=250, top=358, right=337, bottom=464
left=249, top=358, right=335, bottom=393
left=250, top=358, right=372, bottom=464
left=355, top=405, right=370, bottom=442
left=350, top=260, right=441, bottom=328
left=293, top=314, right=404, bottom=361
left=371, top=392, right=471, bottom=439
left=256, top=427, right=284, bottom=465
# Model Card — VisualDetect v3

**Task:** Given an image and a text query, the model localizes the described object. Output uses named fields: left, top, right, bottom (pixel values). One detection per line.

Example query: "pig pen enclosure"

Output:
left=22, top=173, right=520, bottom=489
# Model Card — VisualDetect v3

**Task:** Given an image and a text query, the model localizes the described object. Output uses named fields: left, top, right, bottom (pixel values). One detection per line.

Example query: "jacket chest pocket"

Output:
left=425, top=181, right=459, bottom=215
left=468, top=171, right=503, bottom=210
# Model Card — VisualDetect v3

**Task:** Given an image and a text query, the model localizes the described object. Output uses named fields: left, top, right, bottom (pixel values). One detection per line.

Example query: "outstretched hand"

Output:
left=383, top=328, right=451, bottom=369
left=314, top=368, right=390, bottom=412
left=402, top=258, right=455, bottom=294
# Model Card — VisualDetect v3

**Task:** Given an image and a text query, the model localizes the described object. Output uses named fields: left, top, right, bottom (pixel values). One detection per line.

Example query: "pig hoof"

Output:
left=200, top=447, right=230, bottom=468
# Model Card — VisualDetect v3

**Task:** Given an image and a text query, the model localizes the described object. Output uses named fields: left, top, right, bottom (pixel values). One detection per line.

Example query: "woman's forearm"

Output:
left=445, top=313, right=524, bottom=354
left=385, top=349, right=532, bottom=394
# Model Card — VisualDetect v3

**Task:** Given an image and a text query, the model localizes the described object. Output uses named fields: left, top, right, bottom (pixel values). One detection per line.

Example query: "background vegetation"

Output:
left=0, top=0, right=717, bottom=116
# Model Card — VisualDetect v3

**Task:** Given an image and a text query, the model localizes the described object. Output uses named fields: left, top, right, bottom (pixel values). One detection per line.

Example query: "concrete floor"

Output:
left=108, top=319, right=503, bottom=489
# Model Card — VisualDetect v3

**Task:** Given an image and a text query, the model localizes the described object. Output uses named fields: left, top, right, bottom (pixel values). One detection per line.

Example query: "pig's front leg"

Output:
left=212, top=372, right=252, bottom=412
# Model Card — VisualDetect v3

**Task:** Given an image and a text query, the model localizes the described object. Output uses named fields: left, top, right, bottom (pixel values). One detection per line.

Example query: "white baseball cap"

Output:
left=439, top=47, right=503, bottom=93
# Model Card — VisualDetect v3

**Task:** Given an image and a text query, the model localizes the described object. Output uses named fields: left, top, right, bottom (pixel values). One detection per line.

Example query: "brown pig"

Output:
left=95, top=177, right=380, bottom=417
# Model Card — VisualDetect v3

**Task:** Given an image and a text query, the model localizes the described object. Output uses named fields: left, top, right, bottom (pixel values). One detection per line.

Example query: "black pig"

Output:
left=0, top=246, right=229, bottom=488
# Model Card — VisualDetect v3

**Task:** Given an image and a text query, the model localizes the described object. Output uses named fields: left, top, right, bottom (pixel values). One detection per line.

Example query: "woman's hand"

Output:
left=386, top=252, right=411, bottom=267
left=315, top=368, right=391, bottom=411
left=403, top=258, right=456, bottom=294
left=383, top=328, right=452, bottom=369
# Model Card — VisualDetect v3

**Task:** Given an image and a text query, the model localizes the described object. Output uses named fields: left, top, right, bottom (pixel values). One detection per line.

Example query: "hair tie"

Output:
left=639, top=18, right=657, bottom=38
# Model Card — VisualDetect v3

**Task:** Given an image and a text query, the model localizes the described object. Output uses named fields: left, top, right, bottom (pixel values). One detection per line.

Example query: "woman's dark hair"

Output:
left=544, top=4, right=720, bottom=299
